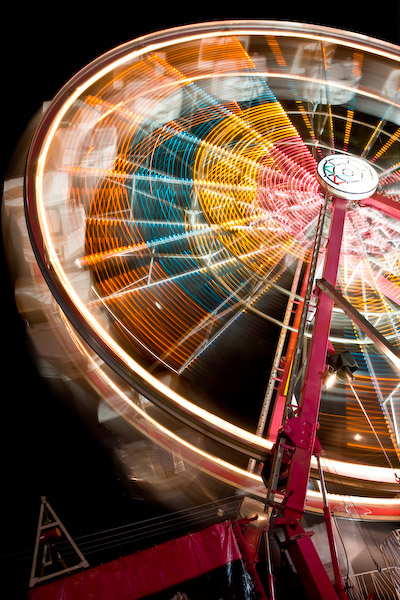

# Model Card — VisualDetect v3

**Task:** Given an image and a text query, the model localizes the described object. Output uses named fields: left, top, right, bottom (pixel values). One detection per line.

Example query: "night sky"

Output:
left=1, top=3, right=399, bottom=598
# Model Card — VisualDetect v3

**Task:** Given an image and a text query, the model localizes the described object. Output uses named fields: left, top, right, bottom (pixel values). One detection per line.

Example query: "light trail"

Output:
left=24, top=21, right=400, bottom=518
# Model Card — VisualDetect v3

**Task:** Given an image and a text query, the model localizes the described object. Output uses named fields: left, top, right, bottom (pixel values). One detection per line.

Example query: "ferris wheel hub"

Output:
left=317, top=154, right=379, bottom=201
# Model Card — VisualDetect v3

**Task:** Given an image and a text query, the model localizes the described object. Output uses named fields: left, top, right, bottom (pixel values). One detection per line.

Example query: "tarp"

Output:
left=28, top=520, right=257, bottom=600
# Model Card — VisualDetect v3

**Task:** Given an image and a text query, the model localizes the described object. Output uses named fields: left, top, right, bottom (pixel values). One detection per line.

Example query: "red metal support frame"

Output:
left=263, top=187, right=400, bottom=599
left=265, top=196, right=350, bottom=600
left=275, top=517, right=343, bottom=600
left=316, top=277, right=400, bottom=372
left=282, top=196, right=347, bottom=521
left=316, top=452, right=350, bottom=600
left=232, top=519, right=269, bottom=600
left=361, top=192, right=400, bottom=221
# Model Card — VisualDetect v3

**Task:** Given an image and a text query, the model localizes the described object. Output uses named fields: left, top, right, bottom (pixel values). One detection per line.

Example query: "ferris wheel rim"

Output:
left=23, top=20, right=400, bottom=513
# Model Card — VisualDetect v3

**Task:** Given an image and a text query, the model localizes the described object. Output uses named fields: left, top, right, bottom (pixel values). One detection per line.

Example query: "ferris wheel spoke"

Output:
left=342, top=260, right=363, bottom=293
left=156, top=268, right=265, bottom=370
left=361, top=87, right=400, bottom=160
left=321, top=39, right=335, bottom=146
left=266, top=36, right=323, bottom=158
left=155, top=47, right=320, bottom=181
left=379, top=161, right=400, bottom=179
left=173, top=254, right=299, bottom=372
left=20, top=21, right=400, bottom=505
left=347, top=213, right=400, bottom=348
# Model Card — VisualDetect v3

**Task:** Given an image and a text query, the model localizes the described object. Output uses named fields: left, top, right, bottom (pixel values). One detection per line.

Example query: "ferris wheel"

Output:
left=8, top=21, right=400, bottom=522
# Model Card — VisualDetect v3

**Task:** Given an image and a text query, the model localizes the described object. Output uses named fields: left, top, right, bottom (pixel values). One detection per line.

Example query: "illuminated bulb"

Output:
left=324, top=370, right=337, bottom=390
left=354, top=433, right=362, bottom=441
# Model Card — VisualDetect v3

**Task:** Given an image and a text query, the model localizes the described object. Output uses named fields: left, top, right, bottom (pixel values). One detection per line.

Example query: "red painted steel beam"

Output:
left=316, top=277, right=400, bottom=372
left=282, top=197, right=347, bottom=520
left=316, top=454, right=350, bottom=600
left=276, top=518, right=342, bottom=600
left=360, top=192, right=400, bottom=221
left=273, top=196, right=350, bottom=600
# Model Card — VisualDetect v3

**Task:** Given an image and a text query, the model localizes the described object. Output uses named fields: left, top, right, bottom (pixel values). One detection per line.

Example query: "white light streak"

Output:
left=29, top=22, right=400, bottom=519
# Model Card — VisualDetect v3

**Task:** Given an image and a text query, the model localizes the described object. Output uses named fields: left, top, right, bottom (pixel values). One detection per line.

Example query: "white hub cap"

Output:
left=317, top=154, right=379, bottom=201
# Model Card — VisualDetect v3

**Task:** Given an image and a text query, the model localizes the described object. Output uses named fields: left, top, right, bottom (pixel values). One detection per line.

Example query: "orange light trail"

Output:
left=26, top=22, right=400, bottom=517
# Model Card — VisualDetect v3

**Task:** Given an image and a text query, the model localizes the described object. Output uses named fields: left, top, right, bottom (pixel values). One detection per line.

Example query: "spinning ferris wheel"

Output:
left=5, top=21, right=400, bottom=526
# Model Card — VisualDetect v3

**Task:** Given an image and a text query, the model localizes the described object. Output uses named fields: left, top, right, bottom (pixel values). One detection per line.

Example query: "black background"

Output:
left=1, top=3, right=399, bottom=598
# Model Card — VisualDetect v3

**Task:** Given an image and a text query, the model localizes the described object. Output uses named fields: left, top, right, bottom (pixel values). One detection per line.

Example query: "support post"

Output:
left=316, top=454, right=349, bottom=600
left=282, top=196, right=347, bottom=520
left=232, top=519, right=268, bottom=600
left=263, top=196, right=350, bottom=600
left=316, top=277, right=400, bottom=372
left=276, top=517, right=341, bottom=600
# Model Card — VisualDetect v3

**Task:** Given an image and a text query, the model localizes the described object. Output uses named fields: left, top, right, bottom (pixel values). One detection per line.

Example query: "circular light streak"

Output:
left=23, top=21, right=400, bottom=517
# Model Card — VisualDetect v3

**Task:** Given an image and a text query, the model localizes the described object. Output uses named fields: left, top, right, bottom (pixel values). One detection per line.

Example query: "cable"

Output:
left=74, top=494, right=241, bottom=544
left=348, top=381, right=399, bottom=480
left=332, top=512, right=351, bottom=586
left=319, top=451, right=387, bottom=574
left=0, top=494, right=243, bottom=577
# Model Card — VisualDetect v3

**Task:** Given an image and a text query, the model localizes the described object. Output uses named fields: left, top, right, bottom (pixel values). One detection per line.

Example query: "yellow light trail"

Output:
left=28, top=22, right=400, bottom=518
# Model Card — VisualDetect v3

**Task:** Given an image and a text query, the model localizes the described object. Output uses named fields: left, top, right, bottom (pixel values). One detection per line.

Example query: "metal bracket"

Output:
left=282, top=416, right=315, bottom=451
left=316, top=277, right=400, bottom=372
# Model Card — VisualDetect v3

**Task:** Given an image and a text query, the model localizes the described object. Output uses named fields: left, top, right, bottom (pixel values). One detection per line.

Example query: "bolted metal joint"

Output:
left=282, top=416, right=315, bottom=451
